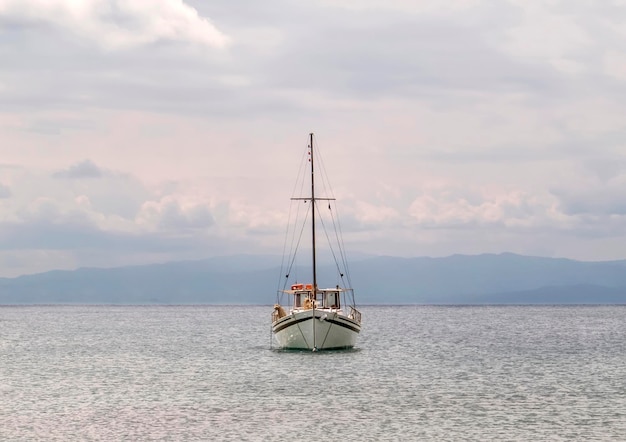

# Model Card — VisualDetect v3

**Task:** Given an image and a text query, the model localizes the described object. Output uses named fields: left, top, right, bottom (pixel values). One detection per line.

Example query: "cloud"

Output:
left=53, top=159, right=105, bottom=179
left=0, top=0, right=230, bottom=50
left=406, top=185, right=545, bottom=229
left=0, top=163, right=226, bottom=254
left=239, top=1, right=576, bottom=108
left=501, top=2, right=592, bottom=61
left=552, top=177, right=626, bottom=217
left=0, top=1, right=236, bottom=117
left=2, top=161, right=149, bottom=226
left=0, top=182, right=11, bottom=198
left=20, top=117, right=98, bottom=135
left=138, top=197, right=214, bottom=231
left=3, top=0, right=626, bottom=276
left=0, top=218, right=206, bottom=252
left=603, top=50, right=626, bottom=80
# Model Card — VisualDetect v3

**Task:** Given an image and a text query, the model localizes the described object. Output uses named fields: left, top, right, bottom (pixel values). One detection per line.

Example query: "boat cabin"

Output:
left=290, top=284, right=341, bottom=310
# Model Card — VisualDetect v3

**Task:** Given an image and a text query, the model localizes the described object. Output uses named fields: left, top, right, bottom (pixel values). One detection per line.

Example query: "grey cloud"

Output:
left=550, top=156, right=626, bottom=217
left=191, top=1, right=626, bottom=109
left=0, top=183, right=12, bottom=198
left=53, top=160, right=104, bottom=179
left=0, top=219, right=210, bottom=253
left=158, top=202, right=215, bottom=231
left=3, top=0, right=622, bottom=126
left=40, top=163, right=150, bottom=219
left=417, top=147, right=555, bottom=164
left=238, top=3, right=564, bottom=101
left=21, top=118, right=98, bottom=135
left=552, top=187, right=626, bottom=216
left=90, top=180, right=152, bottom=220
left=0, top=0, right=563, bottom=119
left=0, top=16, right=236, bottom=114
left=581, top=156, right=626, bottom=182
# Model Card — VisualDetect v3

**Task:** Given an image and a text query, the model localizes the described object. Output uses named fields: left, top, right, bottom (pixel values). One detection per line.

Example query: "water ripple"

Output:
left=1, top=305, right=625, bottom=440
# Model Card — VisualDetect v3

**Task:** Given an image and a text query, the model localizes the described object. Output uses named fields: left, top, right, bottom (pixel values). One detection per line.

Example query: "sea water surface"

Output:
left=1, top=305, right=625, bottom=441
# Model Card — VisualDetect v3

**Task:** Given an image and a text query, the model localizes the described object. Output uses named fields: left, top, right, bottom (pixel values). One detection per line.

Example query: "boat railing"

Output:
left=349, top=306, right=361, bottom=324
left=272, top=304, right=287, bottom=322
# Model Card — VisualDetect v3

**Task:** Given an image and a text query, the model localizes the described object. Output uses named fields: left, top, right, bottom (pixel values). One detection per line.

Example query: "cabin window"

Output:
left=294, top=293, right=301, bottom=307
left=326, top=292, right=340, bottom=308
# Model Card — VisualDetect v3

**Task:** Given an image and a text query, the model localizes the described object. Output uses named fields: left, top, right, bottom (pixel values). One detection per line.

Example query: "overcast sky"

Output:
left=1, top=0, right=626, bottom=277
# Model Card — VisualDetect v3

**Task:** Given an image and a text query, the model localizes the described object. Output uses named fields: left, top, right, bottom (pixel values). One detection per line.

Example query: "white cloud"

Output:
left=137, top=196, right=214, bottom=231
left=603, top=50, right=626, bottom=80
left=502, top=1, right=592, bottom=58
left=407, top=185, right=535, bottom=228
left=319, top=0, right=485, bottom=14
left=0, top=0, right=230, bottom=49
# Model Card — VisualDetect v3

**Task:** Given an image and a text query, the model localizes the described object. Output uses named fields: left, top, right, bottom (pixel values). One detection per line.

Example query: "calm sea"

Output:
left=1, top=305, right=625, bottom=441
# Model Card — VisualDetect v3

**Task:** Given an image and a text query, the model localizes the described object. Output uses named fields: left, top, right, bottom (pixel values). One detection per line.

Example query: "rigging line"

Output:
left=310, top=134, right=337, bottom=203
left=315, top=200, right=345, bottom=284
left=331, top=200, right=353, bottom=289
left=278, top=143, right=310, bottom=294
left=284, top=202, right=311, bottom=288
left=284, top=190, right=309, bottom=287
left=285, top=201, right=302, bottom=284
left=310, top=136, right=352, bottom=288
left=295, top=319, right=311, bottom=350
left=328, top=202, right=358, bottom=308
left=327, top=201, right=352, bottom=289
left=291, top=136, right=310, bottom=199
left=320, top=316, right=334, bottom=349
left=282, top=135, right=317, bottom=289
left=289, top=147, right=310, bottom=259
left=288, top=196, right=309, bottom=270
left=277, top=199, right=295, bottom=295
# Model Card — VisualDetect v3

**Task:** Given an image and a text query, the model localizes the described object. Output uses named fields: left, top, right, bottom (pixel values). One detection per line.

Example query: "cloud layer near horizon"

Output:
left=1, top=0, right=626, bottom=276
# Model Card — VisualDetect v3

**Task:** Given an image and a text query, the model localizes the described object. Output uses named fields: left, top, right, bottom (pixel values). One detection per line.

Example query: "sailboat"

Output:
left=271, top=133, right=362, bottom=350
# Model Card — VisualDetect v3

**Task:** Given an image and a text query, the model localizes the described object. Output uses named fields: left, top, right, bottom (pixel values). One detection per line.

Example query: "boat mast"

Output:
left=310, top=132, right=318, bottom=298
left=310, top=132, right=317, bottom=351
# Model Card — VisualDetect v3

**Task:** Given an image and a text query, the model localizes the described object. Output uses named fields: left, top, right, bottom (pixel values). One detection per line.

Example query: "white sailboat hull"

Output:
left=272, top=309, right=360, bottom=350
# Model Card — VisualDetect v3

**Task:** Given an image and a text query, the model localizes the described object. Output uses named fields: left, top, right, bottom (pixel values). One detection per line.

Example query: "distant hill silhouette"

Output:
left=1, top=253, right=625, bottom=304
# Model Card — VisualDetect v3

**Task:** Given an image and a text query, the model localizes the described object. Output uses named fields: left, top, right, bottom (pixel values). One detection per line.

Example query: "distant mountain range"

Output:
left=1, top=253, right=626, bottom=304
